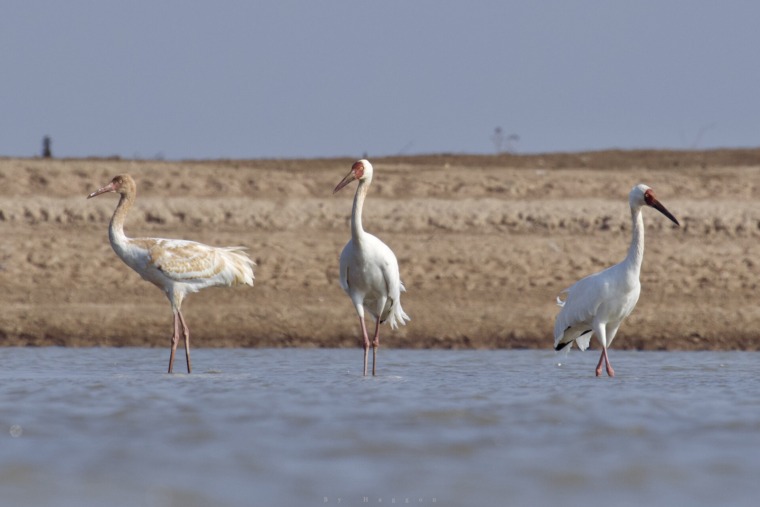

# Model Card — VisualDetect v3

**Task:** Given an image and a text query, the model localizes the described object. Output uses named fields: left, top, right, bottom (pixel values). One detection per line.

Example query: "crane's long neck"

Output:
left=624, top=205, right=645, bottom=276
left=350, top=179, right=370, bottom=245
left=108, top=191, right=134, bottom=255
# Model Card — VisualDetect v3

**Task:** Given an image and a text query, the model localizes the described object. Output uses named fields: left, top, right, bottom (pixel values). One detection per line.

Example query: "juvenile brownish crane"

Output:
left=88, top=174, right=254, bottom=373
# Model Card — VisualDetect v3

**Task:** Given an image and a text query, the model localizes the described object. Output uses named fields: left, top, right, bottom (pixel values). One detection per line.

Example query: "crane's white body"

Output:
left=554, top=255, right=641, bottom=353
left=334, top=160, right=409, bottom=375
left=89, top=174, right=254, bottom=373
left=553, top=184, right=678, bottom=376
left=339, top=233, right=408, bottom=329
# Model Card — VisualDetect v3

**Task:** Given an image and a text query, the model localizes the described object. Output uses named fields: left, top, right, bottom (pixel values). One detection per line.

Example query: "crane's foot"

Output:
left=595, top=363, right=616, bottom=377
left=595, top=355, right=604, bottom=377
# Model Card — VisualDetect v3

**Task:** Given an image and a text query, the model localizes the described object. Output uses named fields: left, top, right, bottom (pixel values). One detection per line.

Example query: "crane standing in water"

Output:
left=554, top=184, right=679, bottom=377
left=333, top=160, right=410, bottom=376
left=88, top=174, right=255, bottom=373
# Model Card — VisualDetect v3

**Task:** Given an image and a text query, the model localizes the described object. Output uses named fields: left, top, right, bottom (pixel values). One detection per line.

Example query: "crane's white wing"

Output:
left=338, top=240, right=352, bottom=293
left=375, top=240, right=410, bottom=329
left=553, top=270, right=609, bottom=351
left=554, top=260, right=643, bottom=351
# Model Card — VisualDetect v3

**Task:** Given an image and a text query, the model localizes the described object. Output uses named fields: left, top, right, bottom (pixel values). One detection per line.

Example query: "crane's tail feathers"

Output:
left=388, top=308, right=410, bottom=330
left=220, top=247, right=256, bottom=286
left=387, top=301, right=411, bottom=330
left=383, top=280, right=410, bottom=329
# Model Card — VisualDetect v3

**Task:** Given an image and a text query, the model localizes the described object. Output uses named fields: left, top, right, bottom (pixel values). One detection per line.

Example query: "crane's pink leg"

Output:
left=603, top=347, right=615, bottom=377
left=595, top=347, right=615, bottom=377
left=359, top=316, right=370, bottom=376
left=371, top=318, right=381, bottom=376
left=178, top=310, right=192, bottom=374
left=168, top=312, right=181, bottom=374
left=595, top=349, right=604, bottom=376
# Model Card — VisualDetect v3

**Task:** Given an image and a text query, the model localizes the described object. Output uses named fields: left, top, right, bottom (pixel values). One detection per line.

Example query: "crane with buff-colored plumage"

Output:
left=88, top=174, right=254, bottom=373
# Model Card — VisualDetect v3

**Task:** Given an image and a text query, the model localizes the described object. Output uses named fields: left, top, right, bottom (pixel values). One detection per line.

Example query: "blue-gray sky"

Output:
left=2, top=1, right=759, bottom=160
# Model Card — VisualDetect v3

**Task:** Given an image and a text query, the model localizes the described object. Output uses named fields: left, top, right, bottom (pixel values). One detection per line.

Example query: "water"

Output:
left=1, top=348, right=759, bottom=507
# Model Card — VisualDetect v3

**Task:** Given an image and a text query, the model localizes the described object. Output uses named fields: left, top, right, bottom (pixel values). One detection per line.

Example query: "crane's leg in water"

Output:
left=372, top=318, right=381, bottom=376
left=358, top=316, right=370, bottom=376
left=595, top=345, right=615, bottom=377
left=593, top=322, right=615, bottom=377
left=178, top=310, right=192, bottom=374
left=168, top=312, right=181, bottom=374
left=601, top=347, right=615, bottom=377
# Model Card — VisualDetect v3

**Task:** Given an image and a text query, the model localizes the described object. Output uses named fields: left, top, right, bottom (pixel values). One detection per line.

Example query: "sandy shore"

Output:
left=1, top=149, right=759, bottom=350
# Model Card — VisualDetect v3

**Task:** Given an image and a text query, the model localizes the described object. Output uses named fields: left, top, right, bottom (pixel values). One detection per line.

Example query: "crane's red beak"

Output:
left=87, top=182, right=116, bottom=199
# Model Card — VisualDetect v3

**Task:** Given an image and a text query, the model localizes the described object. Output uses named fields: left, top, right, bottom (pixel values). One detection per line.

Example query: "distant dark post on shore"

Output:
left=491, top=127, right=520, bottom=154
left=42, top=136, right=52, bottom=158
left=491, top=127, right=504, bottom=153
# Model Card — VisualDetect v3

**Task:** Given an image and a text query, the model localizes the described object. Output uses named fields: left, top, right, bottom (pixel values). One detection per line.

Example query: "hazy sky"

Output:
left=2, top=1, right=759, bottom=160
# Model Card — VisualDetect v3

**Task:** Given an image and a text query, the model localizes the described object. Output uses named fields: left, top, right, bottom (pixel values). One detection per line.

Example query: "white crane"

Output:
left=554, top=184, right=679, bottom=377
left=333, top=159, right=410, bottom=376
left=88, top=174, right=254, bottom=373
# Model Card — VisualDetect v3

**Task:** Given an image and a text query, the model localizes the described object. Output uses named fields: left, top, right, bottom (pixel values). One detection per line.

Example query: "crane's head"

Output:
left=630, top=184, right=679, bottom=226
left=333, top=159, right=374, bottom=194
left=87, top=174, right=137, bottom=199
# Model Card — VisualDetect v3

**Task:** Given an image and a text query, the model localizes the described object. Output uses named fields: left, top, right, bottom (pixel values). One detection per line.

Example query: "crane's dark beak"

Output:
left=87, top=182, right=116, bottom=199
left=333, top=170, right=356, bottom=194
left=649, top=198, right=680, bottom=226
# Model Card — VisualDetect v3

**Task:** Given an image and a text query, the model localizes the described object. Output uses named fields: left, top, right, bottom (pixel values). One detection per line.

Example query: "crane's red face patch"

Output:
left=352, top=161, right=365, bottom=179
left=644, top=189, right=655, bottom=206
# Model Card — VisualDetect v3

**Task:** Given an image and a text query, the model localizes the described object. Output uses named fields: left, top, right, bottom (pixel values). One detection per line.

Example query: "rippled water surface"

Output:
left=1, top=348, right=759, bottom=507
